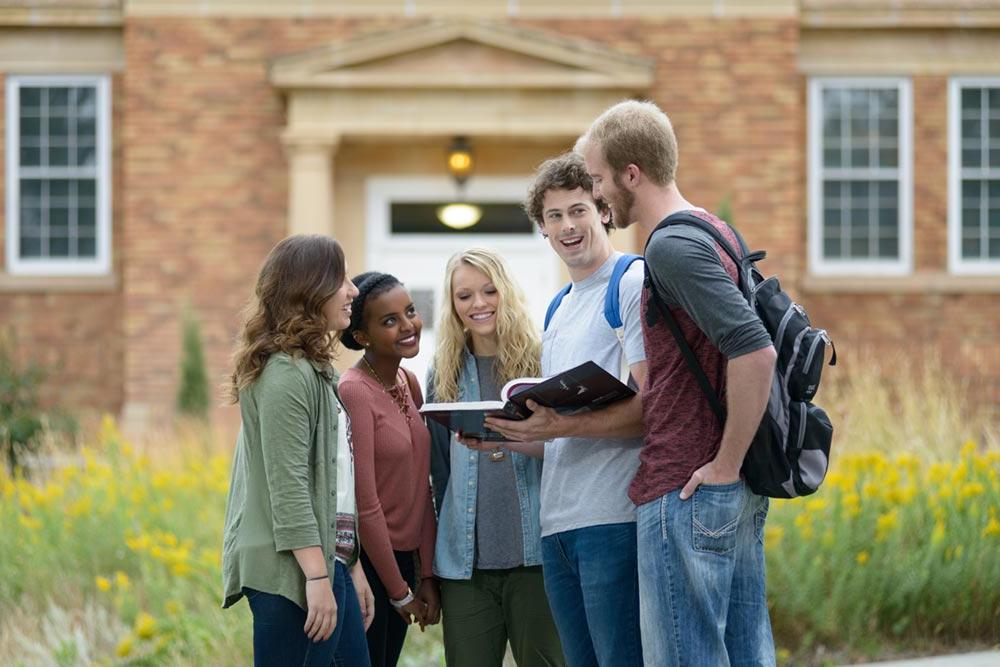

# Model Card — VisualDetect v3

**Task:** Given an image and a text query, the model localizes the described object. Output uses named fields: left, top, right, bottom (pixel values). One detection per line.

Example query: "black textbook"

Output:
left=419, top=361, right=635, bottom=442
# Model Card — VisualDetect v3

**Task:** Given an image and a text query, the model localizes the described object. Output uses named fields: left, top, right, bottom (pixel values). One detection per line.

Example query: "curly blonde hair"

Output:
left=433, top=248, right=541, bottom=403
left=228, top=235, right=346, bottom=402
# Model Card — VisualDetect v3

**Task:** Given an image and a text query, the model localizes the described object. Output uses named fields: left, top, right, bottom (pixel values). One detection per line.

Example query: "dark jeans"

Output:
left=541, top=522, right=642, bottom=667
left=360, top=548, right=416, bottom=667
left=244, top=560, right=370, bottom=667
left=439, top=566, right=564, bottom=667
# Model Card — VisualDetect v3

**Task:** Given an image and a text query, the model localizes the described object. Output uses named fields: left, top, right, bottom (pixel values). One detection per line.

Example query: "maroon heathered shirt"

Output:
left=629, top=212, right=743, bottom=506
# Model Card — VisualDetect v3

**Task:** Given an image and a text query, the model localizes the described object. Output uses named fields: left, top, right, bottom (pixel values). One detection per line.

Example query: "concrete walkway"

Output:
left=847, top=651, right=1000, bottom=666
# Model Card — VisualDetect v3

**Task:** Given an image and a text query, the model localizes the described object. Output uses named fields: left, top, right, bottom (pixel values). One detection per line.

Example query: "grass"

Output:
left=0, top=359, right=997, bottom=666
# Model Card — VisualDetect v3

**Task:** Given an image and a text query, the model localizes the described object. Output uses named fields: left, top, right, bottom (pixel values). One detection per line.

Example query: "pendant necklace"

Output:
left=361, top=356, right=412, bottom=424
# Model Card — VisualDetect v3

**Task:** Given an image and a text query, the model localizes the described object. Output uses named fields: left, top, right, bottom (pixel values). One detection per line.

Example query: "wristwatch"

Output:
left=390, top=587, right=415, bottom=609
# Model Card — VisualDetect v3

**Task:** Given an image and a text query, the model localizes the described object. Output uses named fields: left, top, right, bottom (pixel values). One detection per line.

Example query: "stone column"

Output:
left=283, top=134, right=340, bottom=236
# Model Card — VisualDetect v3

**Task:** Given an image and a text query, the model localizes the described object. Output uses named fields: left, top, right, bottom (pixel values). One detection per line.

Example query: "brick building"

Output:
left=0, top=0, right=998, bottom=429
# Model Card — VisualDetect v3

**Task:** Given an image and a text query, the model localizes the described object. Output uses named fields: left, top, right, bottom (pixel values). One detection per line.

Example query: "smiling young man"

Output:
left=485, top=152, right=646, bottom=667
left=580, top=101, right=777, bottom=666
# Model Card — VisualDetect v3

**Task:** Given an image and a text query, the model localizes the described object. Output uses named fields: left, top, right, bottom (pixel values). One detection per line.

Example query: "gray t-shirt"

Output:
left=645, top=223, right=771, bottom=359
left=473, top=355, right=525, bottom=569
left=539, top=252, right=646, bottom=537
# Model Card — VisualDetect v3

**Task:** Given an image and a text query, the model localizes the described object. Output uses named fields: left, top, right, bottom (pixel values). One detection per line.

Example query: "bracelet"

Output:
left=306, top=574, right=329, bottom=582
left=390, top=588, right=415, bottom=608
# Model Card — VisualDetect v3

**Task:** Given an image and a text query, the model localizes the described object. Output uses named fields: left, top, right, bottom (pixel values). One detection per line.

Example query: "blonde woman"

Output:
left=427, top=248, right=565, bottom=667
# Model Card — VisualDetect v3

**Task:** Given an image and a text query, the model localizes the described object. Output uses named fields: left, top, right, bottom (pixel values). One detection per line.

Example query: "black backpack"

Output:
left=643, top=212, right=836, bottom=499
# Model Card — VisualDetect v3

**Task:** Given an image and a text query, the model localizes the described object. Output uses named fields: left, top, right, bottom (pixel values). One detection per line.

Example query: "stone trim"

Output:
left=0, top=1, right=122, bottom=27
left=0, top=27, right=123, bottom=71
left=800, top=273, right=1000, bottom=294
left=269, top=18, right=653, bottom=91
left=124, top=0, right=797, bottom=19
left=802, top=0, right=1000, bottom=28
left=799, top=28, right=1000, bottom=75
left=0, top=273, right=118, bottom=292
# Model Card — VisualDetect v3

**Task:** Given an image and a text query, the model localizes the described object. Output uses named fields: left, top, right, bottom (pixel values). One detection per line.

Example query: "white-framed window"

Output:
left=5, top=75, right=111, bottom=276
left=808, top=78, right=913, bottom=276
left=949, top=78, right=1000, bottom=275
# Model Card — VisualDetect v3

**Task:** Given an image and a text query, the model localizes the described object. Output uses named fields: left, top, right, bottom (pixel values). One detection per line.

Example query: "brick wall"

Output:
left=0, top=74, right=124, bottom=415
left=113, top=15, right=998, bottom=421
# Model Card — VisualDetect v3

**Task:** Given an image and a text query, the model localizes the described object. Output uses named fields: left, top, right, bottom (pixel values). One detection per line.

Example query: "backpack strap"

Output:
left=605, top=254, right=644, bottom=329
left=543, top=283, right=573, bottom=331
left=643, top=263, right=727, bottom=426
left=606, top=254, right=643, bottom=382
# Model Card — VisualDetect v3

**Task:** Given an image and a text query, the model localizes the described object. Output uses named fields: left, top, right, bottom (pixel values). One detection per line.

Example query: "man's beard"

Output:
left=609, top=187, right=636, bottom=229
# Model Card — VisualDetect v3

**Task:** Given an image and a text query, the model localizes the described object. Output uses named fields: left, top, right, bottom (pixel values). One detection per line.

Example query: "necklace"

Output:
left=361, top=356, right=412, bottom=424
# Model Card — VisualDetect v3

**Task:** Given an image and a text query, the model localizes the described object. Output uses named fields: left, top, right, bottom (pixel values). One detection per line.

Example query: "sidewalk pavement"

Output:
left=847, top=651, right=1000, bottom=666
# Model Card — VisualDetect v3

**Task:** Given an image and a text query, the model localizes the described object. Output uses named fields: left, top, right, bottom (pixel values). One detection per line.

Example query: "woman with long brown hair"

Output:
left=221, top=234, right=374, bottom=666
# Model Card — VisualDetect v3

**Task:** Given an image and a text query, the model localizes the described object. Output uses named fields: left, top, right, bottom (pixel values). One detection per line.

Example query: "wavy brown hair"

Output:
left=228, top=234, right=346, bottom=402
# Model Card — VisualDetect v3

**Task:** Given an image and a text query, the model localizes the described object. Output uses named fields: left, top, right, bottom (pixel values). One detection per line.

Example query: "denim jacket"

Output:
left=426, top=349, right=543, bottom=580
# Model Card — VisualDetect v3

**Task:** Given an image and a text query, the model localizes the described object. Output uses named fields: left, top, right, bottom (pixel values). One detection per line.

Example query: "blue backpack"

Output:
left=544, top=254, right=644, bottom=380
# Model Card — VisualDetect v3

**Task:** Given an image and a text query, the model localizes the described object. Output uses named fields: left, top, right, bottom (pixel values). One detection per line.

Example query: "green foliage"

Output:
left=717, top=193, right=734, bottom=227
left=176, top=310, right=210, bottom=421
left=0, top=331, right=46, bottom=474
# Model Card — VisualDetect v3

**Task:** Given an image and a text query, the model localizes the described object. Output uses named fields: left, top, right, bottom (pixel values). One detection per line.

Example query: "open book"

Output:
left=419, top=361, right=635, bottom=442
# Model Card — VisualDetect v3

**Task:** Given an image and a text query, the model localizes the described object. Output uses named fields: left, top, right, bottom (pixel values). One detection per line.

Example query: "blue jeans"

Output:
left=541, top=523, right=642, bottom=667
left=245, top=561, right=371, bottom=666
left=636, top=480, right=775, bottom=667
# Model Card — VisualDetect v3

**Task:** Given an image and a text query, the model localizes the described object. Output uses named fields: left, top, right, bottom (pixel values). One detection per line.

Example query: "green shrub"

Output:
left=176, top=310, right=210, bottom=421
left=0, top=331, right=46, bottom=475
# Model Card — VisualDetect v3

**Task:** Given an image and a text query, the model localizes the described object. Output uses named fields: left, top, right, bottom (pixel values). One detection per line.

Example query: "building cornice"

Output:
left=802, top=0, right=1000, bottom=28
left=0, top=1, right=121, bottom=27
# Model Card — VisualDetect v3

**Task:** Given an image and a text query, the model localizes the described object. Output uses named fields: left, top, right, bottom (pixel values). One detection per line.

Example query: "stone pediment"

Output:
left=269, top=19, right=653, bottom=90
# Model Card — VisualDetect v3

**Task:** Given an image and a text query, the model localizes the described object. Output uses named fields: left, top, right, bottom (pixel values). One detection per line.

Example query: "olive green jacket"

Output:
left=221, top=352, right=353, bottom=611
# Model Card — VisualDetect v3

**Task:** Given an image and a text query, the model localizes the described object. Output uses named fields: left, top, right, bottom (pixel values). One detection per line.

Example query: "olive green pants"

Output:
left=439, top=566, right=565, bottom=667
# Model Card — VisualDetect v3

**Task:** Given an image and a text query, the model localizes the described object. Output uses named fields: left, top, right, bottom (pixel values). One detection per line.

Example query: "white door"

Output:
left=366, top=176, right=560, bottom=391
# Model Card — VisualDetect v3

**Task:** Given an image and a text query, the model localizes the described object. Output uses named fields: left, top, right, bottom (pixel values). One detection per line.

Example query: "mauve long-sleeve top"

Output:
left=338, top=366, right=436, bottom=600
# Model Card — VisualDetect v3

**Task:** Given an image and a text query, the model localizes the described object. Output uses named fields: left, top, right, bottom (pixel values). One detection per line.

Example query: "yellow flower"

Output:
left=983, top=517, right=1000, bottom=538
left=18, top=514, right=42, bottom=531
left=95, top=576, right=112, bottom=592
left=856, top=551, right=870, bottom=565
left=164, top=600, right=182, bottom=615
left=841, top=492, right=861, bottom=517
left=961, top=439, right=977, bottom=458
left=931, top=520, right=946, bottom=545
left=134, top=612, right=157, bottom=640
left=862, top=482, right=879, bottom=500
left=765, top=525, right=784, bottom=549
left=115, top=571, right=131, bottom=589
left=875, top=509, right=899, bottom=541
left=67, top=496, right=93, bottom=517
left=806, top=499, right=828, bottom=513
left=115, top=635, right=134, bottom=658
left=959, top=482, right=985, bottom=501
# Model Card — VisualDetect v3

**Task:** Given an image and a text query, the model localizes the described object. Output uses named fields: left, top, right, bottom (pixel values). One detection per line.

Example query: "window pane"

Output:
left=76, top=145, right=96, bottom=167
left=877, top=238, right=897, bottom=258
left=48, top=146, right=70, bottom=166
left=20, top=146, right=41, bottom=167
left=78, top=206, right=96, bottom=235
left=78, top=236, right=96, bottom=258
left=20, top=179, right=43, bottom=199
left=48, top=87, right=70, bottom=110
left=990, top=148, right=1000, bottom=168
left=962, top=118, right=982, bottom=141
left=963, top=88, right=982, bottom=111
left=73, top=87, right=96, bottom=116
left=49, top=236, right=70, bottom=257
left=963, top=148, right=982, bottom=168
left=19, top=206, right=42, bottom=232
left=20, top=87, right=41, bottom=111
left=989, top=88, right=1000, bottom=110
left=78, top=179, right=96, bottom=198
left=823, top=117, right=841, bottom=140
left=962, top=238, right=981, bottom=259
left=50, top=207, right=69, bottom=230
left=849, top=237, right=869, bottom=258
left=20, top=236, right=42, bottom=258
left=850, top=148, right=869, bottom=168
left=49, top=116, right=69, bottom=140
left=50, top=180, right=70, bottom=198
left=823, top=148, right=841, bottom=168
left=20, top=117, right=41, bottom=141
left=823, top=236, right=842, bottom=258
left=77, top=117, right=96, bottom=143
